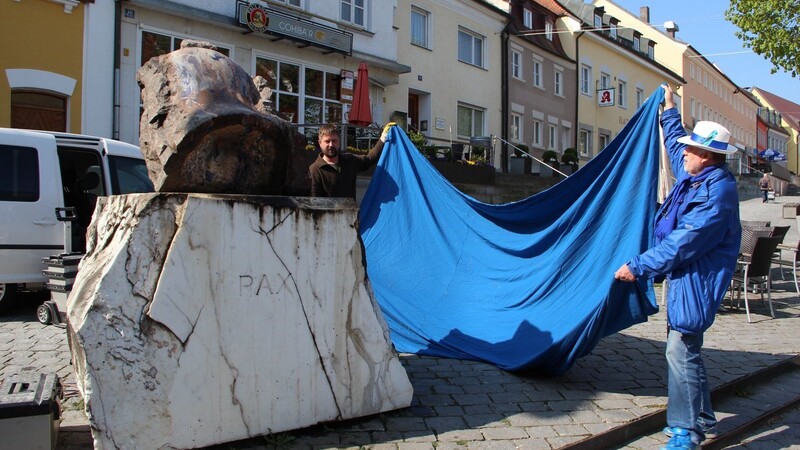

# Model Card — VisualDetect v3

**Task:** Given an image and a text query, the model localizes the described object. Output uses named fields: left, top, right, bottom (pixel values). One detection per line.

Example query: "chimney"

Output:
left=639, top=6, right=650, bottom=23
left=664, top=20, right=679, bottom=38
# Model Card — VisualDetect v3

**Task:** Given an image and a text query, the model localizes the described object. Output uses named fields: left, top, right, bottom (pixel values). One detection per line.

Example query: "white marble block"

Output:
left=67, top=193, right=413, bottom=450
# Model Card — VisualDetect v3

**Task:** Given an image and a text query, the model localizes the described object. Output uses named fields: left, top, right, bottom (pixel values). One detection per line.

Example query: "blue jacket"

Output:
left=628, top=107, right=741, bottom=334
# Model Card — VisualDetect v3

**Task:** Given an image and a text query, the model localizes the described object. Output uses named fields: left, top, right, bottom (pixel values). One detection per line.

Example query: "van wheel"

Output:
left=37, top=303, right=53, bottom=325
left=0, top=283, right=18, bottom=314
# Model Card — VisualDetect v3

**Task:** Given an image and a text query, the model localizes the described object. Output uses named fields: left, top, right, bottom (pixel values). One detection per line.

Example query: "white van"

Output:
left=0, top=128, right=153, bottom=313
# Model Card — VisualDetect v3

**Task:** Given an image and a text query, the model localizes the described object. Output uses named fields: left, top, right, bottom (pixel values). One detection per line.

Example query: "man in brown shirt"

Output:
left=309, top=122, right=394, bottom=198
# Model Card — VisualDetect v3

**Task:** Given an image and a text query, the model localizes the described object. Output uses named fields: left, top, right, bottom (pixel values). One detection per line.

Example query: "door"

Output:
left=0, top=130, right=64, bottom=285
left=408, top=93, right=420, bottom=132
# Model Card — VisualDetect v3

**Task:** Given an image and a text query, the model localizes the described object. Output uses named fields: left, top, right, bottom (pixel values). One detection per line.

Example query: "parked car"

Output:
left=0, top=128, right=153, bottom=313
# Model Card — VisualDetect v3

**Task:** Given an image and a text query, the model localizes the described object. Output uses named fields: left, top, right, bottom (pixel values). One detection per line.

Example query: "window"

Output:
left=647, top=42, right=655, bottom=59
left=636, top=88, right=644, bottom=109
left=548, top=124, right=557, bottom=150
left=594, top=13, right=602, bottom=29
left=691, top=98, right=696, bottom=119
left=633, top=34, right=640, bottom=51
left=108, top=156, right=154, bottom=194
left=545, top=21, right=553, bottom=41
left=600, top=72, right=610, bottom=89
left=511, top=50, right=522, bottom=79
left=255, top=57, right=342, bottom=124
left=458, top=28, right=484, bottom=67
left=532, top=59, right=542, bottom=88
left=618, top=80, right=627, bottom=108
left=599, top=132, right=610, bottom=151
left=410, top=7, right=429, bottom=48
left=141, top=30, right=230, bottom=66
left=341, top=0, right=365, bottom=27
left=562, top=127, right=571, bottom=149
left=524, top=9, right=533, bottom=29
left=457, top=103, right=484, bottom=137
left=609, top=22, right=617, bottom=39
left=579, top=129, right=592, bottom=156
left=554, top=69, right=563, bottom=96
left=532, top=119, right=542, bottom=147
left=0, top=145, right=39, bottom=201
left=275, top=0, right=301, bottom=6
left=511, top=114, right=522, bottom=142
left=580, top=65, right=591, bottom=95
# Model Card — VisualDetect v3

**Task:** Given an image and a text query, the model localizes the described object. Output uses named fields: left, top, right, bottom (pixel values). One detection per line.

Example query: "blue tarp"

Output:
left=359, top=88, right=664, bottom=375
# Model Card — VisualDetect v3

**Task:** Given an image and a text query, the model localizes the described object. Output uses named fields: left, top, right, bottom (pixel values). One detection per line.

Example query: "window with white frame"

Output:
left=511, top=50, right=522, bottom=80
left=600, top=72, right=610, bottom=89
left=532, top=59, right=542, bottom=88
left=275, top=0, right=301, bottom=6
left=341, top=0, right=365, bottom=27
left=545, top=21, right=553, bottom=40
left=580, top=65, right=591, bottom=95
left=636, top=88, right=644, bottom=109
left=532, top=119, right=542, bottom=147
left=562, top=127, right=571, bottom=149
left=599, top=132, right=610, bottom=151
left=633, top=34, right=640, bottom=51
left=524, top=9, right=533, bottom=29
left=691, top=98, right=695, bottom=119
left=458, top=28, right=484, bottom=67
left=548, top=124, right=557, bottom=150
left=594, top=13, right=602, bottom=29
left=609, top=22, right=617, bottom=39
left=410, top=7, right=429, bottom=48
left=457, top=103, right=484, bottom=137
left=579, top=129, right=591, bottom=156
left=647, top=42, right=655, bottom=59
left=255, top=56, right=343, bottom=125
left=618, top=80, right=627, bottom=108
left=511, top=113, right=522, bottom=142
left=554, top=68, right=563, bottom=96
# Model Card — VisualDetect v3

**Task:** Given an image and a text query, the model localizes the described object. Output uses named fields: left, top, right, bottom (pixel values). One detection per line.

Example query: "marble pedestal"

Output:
left=67, top=193, right=413, bottom=450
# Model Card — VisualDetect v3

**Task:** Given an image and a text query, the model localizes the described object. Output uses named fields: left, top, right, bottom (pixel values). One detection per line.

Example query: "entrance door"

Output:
left=408, top=93, right=419, bottom=132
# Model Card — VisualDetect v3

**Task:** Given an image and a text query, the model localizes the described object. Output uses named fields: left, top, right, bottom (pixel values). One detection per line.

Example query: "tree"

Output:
left=725, top=0, right=800, bottom=77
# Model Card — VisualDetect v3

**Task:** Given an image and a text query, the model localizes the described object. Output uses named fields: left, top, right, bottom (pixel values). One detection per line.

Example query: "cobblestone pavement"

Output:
left=1, top=196, right=799, bottom=450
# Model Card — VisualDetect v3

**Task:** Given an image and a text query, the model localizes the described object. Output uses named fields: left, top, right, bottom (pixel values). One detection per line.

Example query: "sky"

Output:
left=610, top=0, right=800, bottom=106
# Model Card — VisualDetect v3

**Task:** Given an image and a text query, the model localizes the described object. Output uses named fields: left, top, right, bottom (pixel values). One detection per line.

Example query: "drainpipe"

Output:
left=501, top=23, right=510, bottom=173
left=574, top=30, right=584, bottom=151
left=113, top=0, right=122, bottom=140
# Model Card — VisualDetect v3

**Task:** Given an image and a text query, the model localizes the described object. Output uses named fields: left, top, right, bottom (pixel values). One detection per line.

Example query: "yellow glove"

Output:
left=380, top=122, right=397, bottom=143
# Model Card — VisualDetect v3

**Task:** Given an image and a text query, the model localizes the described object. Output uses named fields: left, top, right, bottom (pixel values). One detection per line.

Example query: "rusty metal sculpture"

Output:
left=137, top=40, right=305, bottom=195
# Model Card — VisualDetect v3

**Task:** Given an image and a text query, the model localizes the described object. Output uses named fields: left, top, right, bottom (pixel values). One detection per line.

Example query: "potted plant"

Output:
left=561, top=148, right=579, bottom=175
left=510, top=144, right=529, bottom=174
left=540, top=150, right=559, bottom=177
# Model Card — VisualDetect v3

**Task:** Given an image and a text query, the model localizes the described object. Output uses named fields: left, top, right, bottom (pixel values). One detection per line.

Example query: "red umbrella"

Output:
left=348, top=62, right=372, bottom=126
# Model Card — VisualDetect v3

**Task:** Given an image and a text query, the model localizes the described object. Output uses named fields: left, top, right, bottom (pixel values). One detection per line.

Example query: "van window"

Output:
left=108, top=156, right=154, bottom=194
left=0, top=145, right=39, bottom=202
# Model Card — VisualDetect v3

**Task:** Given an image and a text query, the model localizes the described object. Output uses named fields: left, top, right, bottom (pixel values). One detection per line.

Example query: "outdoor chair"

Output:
left=773, top=238, right=800, bottom=295
left=741, top=220, right=771, bottom=229
left=739, top=226, right=773, bottom=257
left=729, top=235, right=782, bottom=322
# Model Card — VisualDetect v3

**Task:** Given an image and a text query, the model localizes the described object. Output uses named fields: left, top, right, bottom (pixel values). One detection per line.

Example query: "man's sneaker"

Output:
left=663, top=426, right=719, bottom=440
left=660, top=427, right=698, bottom=450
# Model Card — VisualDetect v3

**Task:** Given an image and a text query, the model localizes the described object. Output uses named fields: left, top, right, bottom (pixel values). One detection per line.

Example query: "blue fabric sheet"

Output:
left=358, top=88, right=664, bottom=375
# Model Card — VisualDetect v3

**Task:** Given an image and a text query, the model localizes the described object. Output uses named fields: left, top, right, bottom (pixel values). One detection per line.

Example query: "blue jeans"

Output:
left=666, top=329, right=716, bottom=443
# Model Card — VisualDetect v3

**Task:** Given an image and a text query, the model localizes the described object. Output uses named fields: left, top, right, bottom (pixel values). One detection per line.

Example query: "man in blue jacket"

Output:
left=614, top=85, right=741, bottom=450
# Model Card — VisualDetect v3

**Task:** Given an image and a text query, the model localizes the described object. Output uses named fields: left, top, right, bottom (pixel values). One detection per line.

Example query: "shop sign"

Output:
left=597, top=88, right=615, bottom=107
left=340, top=69, right=354, bottom=103
left=236, top=1, right=353, bottom=55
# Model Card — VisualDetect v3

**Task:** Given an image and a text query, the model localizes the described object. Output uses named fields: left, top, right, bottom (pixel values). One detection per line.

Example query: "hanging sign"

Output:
left=340, top=69, right=354, bottom=103
left=597, top=88, right=616, bottom=107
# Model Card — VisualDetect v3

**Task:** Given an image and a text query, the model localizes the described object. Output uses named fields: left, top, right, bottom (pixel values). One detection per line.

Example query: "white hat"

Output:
left=677, top=121, right=737, bottom=154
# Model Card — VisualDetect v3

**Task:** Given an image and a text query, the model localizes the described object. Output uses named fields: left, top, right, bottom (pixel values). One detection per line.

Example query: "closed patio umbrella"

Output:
left=348, top=62, right=372, bottom=126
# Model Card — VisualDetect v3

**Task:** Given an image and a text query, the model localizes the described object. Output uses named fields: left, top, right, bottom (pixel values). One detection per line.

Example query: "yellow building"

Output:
left=560, top=0, right=683, bottom=159
left=1, top=0, right=116, bottom=136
